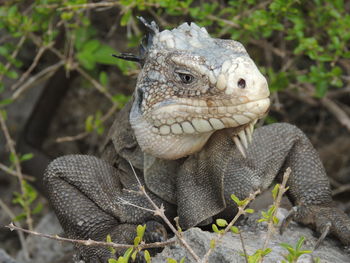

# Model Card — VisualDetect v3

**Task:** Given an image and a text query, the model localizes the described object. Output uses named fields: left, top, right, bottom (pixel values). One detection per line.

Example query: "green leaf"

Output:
left=85, top=115, right=94, bottom=132
left=133, top=236, right=141, bottom=247
left=212, top=224, right=220, bottom=233
left=230, top=226, right=239, bottom=234
left=167, top=258, right=177, bottom=263
left=120, top=9, right=132, bottom=26
left=83, top=39, right=100, bottom=53
left=136, top=224, right=146, bottom=240
left=245, top=208, right=254, bottom=214
left=61, top=12, right=74, bottom=21
left=179, top=256, right=186, bottom=263
left=32, top=202, right=43, bottom=214
left=210, top=239, right=216, bottom=249
left=0, top=98, right=13, bottom=107
left=93, top=45, right=120, bottom=65
left=144, top=250, right=151, bottom=263
left=230, top=194, right=240, bottom=205
left=262, top=248, right=272, bottom=256
left=131, top=250, right=138, bottom=261
left=106, top=234, right=112, bottom=243
left=272, top=184, right=279, bottom=200
left=108, top=259, right=118, bottom=263
left=76, top=52, right=96, bottom=70
left=296, top=236, right=305, bottom=250
left=216, top=218, right=228, bottom=227
left=99, top=71, right=108, bottom=86
left=20, top=153, right=33, bottom=162
left=12, top=213, right=26, bottom=222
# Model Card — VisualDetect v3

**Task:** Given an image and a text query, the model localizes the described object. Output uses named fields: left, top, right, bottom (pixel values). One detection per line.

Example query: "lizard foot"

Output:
left=280, top=205, right=350, bottom=248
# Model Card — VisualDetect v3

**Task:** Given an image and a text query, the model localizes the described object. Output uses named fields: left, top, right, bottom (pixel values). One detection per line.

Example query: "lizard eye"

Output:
left=178, top=73, right=194, bottom=84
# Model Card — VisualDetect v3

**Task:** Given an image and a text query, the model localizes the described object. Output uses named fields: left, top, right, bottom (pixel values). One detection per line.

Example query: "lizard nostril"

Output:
left=237, top=78, right=246, bottom=89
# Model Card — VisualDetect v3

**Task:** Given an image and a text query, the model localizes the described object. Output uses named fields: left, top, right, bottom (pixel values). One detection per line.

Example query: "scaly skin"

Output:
left=44, top=20, right=350, bottom=262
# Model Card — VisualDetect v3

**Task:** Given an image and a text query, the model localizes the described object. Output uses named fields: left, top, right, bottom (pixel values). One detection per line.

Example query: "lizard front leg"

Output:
left=189, top=122, right=350, bottom=246
left=242, top=123, right=350, bottom=246
left=44, top=155, right=168, bottom=262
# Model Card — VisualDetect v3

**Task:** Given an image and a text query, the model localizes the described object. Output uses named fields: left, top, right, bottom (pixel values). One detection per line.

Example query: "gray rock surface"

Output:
left=0, top=249, right=19, bottom=263
left=12, top=209, right=350, bottom=263
left=153, top=209, right=350, bottom=263
left=16, top=212, right=73, bottom=263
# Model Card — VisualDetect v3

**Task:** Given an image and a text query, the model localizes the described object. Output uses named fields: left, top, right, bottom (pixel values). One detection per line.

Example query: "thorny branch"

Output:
left=6, top=223, right=175, bottom=250
left=0, top=199, right=29, bottom=260
left=261, top=167, right=291, bottom=261
left=127, top=161, right=201, bottom=262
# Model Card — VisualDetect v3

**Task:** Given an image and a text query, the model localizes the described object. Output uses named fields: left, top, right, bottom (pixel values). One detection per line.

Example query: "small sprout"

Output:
left=123, top=247, right=133, bottom=261
left=133, top=236, right=141, bottom=247
left=131, top=249, right=138, bottom=261
left=106, top=234, right=116, bottom=255
left=230, top=226, right=240, bottom=234
left=272, top=184, right=280, bottom=200
left=280, top=236, right=312, bottom=262
left=179, top=257, right=186, bottom=263
left=136, top=224, right=146, bottom=240
left=144, top=250, right=151, bottom=263
left=167, top=258, right=178, bottom=263
left=210, top=239, right=216, bottom=249
left=212, top=224, right=221, bottom=234
left=216, top=218, right=228, bottom=227
left=231, top=194, right=249, bottom=207
left=245, top=208, right=255, bottom=214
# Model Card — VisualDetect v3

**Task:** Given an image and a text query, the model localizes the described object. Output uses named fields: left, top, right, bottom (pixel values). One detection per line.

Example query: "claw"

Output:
left=280, top=206, right=298, bottom=235
left=314, top=222, right=332, bottom=250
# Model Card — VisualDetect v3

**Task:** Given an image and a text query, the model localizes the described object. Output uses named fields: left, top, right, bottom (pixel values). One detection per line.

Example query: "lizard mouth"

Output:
left=132, top=97, right=270, bottom=159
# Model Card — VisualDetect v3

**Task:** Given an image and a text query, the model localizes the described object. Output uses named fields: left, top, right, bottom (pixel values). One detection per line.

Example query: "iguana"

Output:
left=44, top=19, right=350, bottom=262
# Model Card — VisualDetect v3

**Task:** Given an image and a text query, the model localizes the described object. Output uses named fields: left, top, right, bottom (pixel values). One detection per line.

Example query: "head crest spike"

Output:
left=137, top=16, right=159, bottom=35
left=112, top=53, right=142, bottom=64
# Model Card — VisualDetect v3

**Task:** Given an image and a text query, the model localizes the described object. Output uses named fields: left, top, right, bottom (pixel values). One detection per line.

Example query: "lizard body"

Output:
left=44, top=20, right=350, bottom=262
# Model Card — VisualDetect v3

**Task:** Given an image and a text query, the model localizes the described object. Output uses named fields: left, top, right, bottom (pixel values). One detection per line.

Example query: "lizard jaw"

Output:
left=130, top=98, right=268, bottom=160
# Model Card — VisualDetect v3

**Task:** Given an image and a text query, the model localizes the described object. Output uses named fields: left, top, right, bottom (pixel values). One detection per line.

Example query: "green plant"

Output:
left=108, top=224, right=151, bottom=263
left=280, top=236, right=312, bottom=263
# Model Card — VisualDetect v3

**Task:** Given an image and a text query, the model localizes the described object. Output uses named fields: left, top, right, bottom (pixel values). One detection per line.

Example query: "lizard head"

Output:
left=129, top=20, right=270, bottom=160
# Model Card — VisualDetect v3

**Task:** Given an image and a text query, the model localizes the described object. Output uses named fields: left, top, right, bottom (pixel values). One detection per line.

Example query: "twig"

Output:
left=0, top=113, right=33, bottom=230
left=11, top=45, right=50, bottom=90
left=128, top=161, right=201, bottom=262
left=261, top=168, right=291, bottom=257
left=55, top=103, right=118, bottom=143
left=332, top=184, right=350, bottom=196
left=0, top=200, right=29, bottom=260
left=0, top=162, right=35, bottom=182
left=238, top=231, right=249, bottom=263
left=6, top=222, right=175, bottom=250
left=11, top=61, right=64, bottom=101
left=75, top=66, right=116, bottom=103
left=321, top=97, right=350, bottom=132
left=201, top=189, right=261, bottom=263
left=0, top=35, right=26, bottom=82
left=28, top=33, right=117, bottom=105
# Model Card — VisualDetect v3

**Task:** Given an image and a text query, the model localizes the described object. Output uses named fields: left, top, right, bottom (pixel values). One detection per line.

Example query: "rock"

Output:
left=152, top=209, right=350, bottom=263
left=16, top=212, right=74, bottom=263
left=0, top=249, right=20, bottom=263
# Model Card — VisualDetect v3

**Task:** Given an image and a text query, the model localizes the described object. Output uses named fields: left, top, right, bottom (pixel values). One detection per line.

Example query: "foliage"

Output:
left=107, top=224, right=151, bottom=263
left=280, top=236, right=312, bottom=263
